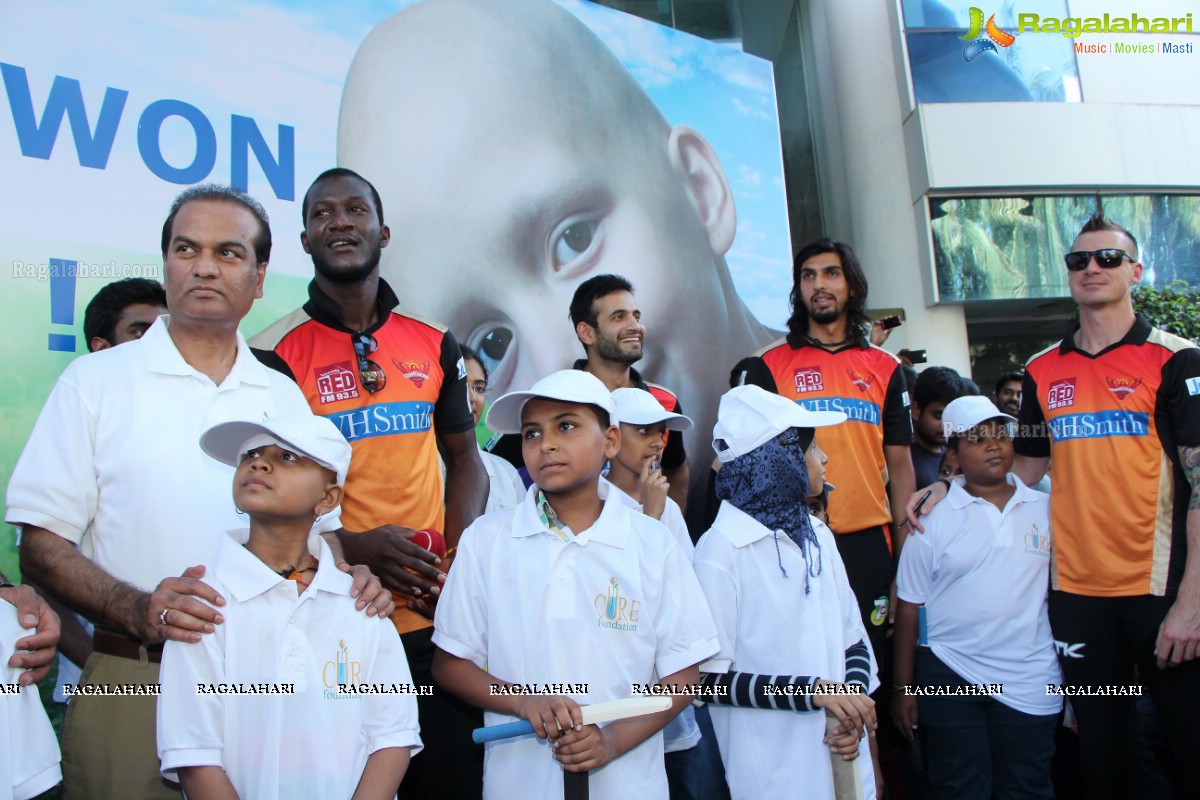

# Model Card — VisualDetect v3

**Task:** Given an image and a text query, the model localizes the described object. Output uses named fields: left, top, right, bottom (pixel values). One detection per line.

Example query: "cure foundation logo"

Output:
left=1024, top=524, right=1052, bottom=557
left=593, top=577, right=640, bottom=633
left=961, top=7, right=1016, bottom=61
left=322, top=639, right=362, bottom=698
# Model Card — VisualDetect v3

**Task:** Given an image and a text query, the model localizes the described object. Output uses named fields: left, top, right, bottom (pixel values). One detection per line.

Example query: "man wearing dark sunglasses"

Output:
left=907, top=212, right=1200, bottom=799
left=252, top=168, right=488, bottom=798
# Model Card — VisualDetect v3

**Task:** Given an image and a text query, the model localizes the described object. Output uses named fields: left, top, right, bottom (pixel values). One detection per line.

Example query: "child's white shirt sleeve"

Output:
left=651, top=538, right=720, bottom=678
left=1, top=601, right=62, bottom=800
left=431, top=522, right=488, bottom=668
left=692, top=534, right=738, bottom=674
left=158, top=626, right=227, bottom=780
left=362, top=623, right=423, bottom=758
left=896, top=515, right=937, bottom=606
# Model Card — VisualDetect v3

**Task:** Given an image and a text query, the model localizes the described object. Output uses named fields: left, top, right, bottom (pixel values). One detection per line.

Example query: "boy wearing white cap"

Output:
left=693, top=384, right=879, bottom=799
left=607, top=387, right=703, bottom=796
left=431, top=370, right=719, bottom=800
left=892, top=396, right=1060, bottom=800
left=157, top=415, right=422, bottom=800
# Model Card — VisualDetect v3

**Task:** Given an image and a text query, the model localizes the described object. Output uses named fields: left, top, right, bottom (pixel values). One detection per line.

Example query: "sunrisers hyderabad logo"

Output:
left=847, top=369, right=875, bottom=392
left=593, top=577, right=640, bottom=633
left=392, top=359, right=431, bottom=388
left=1106, top=376, right=1143, bottom=400
left=794, top=366, right=824, bottom=394
left=1047, top=378, right=1076, bottom=410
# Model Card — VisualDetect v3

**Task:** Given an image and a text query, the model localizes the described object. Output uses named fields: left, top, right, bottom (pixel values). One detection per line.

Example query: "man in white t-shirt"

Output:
left=8, top=185, right=390, bottom=799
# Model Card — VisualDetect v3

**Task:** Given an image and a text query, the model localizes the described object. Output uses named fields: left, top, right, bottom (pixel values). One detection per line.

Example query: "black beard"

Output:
left=809, top=305, right=841, bottom=324
left=312, top=240, right=383, bottom=284
left=594, top=332, right=642, bottom=365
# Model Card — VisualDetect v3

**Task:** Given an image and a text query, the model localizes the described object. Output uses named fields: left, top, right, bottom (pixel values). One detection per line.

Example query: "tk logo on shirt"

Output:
left=393, top=359, right=431, bottom=388
left=1047, top=378, right=1076, bottom=410
left=1106, top=375, right=1143, bottom=400
left=793, top=366, right=824, bottom=394
left=315, top=362, right=360, bottom=404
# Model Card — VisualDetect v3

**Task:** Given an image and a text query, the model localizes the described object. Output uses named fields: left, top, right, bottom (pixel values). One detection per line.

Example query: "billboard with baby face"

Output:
left=0, top=0, right=792, bottom=573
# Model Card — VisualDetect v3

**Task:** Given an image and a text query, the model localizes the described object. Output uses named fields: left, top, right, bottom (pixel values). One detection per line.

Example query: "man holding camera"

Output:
left=733, top=237, right=915, bottom=658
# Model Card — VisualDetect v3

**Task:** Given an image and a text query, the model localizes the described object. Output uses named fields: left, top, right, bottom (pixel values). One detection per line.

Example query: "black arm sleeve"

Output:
left=1013, top=370, right=1050, bottom=458
left=843, top=640, right=871, bottom=689
left=251, top=346, right=297, bottom=383
left=432, top=330, right=475, bottom=437
left=701, top=670, right=819, bottom=712
left=732, top=356, right=778, bottom=393
left=1157, top=347, right=1200, bottom=454
left=881, top=364, right=914, bottom=446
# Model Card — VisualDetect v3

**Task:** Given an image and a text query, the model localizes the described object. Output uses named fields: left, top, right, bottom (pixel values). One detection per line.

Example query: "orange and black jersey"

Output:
left=734, top=334, right=913, bottom=534
left=1016, top=315, right=1200, bottom=598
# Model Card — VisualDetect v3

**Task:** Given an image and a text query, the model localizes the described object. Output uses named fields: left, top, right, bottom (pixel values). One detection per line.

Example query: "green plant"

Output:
left=1133, top=281, right=1200, bottom=343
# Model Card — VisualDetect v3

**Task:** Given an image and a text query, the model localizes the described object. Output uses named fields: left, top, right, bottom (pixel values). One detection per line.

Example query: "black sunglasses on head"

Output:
left=1064, top=248, right=1135, bottom=271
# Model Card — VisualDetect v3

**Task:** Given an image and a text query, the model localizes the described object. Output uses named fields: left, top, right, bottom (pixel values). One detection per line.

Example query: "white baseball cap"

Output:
left=201, top=415, right=352, bottom=486
left=941, top=395, right=1016, bottom=439
left=486, top=370, right=619, bottom=434
left=611, top=388, right=693, bottom=432
left=712, top=385, right=846, bottom=463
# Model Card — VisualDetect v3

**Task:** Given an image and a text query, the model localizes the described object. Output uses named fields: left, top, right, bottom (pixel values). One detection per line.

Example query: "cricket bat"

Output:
left=827, top=712, right=866, bottom=800
left=472, top=695, right=672, bottom=743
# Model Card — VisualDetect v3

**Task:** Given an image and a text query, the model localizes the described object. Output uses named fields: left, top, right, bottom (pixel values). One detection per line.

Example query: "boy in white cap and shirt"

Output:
left=891, top=395, right=1060, bottom=800
left=693, top=384, right=879, bottom=800
left=1, top=595, right=62, bottom=800
left=431, top=369, right=719, bottom=800
left=606, top=387, right=703, bottom=797
left=157, top=415, right=422, bottom=800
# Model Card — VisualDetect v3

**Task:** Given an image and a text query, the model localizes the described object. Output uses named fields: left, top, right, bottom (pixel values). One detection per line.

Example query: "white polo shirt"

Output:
left=5, top=316, right=338, bottom=592
left=432, top=479, right=719, bottom=800
left=608, top=486, right=700, bottom=753
left=480, top=447, right=525, bottom=513
left=1, top=600, right=62, bottom=800
left=158, top=534, right=421, bottom=798
left=693, top=502, right=878, bottom=800
left=896, top=474, right=1061, bottom=716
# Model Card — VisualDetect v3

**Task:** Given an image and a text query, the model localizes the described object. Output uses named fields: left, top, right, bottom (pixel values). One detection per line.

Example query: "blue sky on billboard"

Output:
left=0, top=0, right=791, bottom=327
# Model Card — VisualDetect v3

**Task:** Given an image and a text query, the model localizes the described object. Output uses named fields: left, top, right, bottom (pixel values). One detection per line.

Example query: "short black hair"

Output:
left=302, top=167, right=384, bottom=226
left=569, top=274, right=634, bottom=332
left=901, top=364, right=919, bottom=394
left=993, top=371, right=1023, bottom=397
left=786, top=238, right=872, bottom=344
left=459, top=343, right=487, bottom=384
left=914, top=366, right=967, bottom=410
left=83, top=278, right=166, bottom=350
left=1077, top=212, right=1138, bottom=259
left=161, top=184, right=271, bottom=265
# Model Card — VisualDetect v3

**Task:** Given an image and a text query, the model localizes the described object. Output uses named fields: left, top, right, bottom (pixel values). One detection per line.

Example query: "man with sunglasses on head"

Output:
left=907, top=212, right=1200, bottom=800
left=252, top=168, right=488, bottom=800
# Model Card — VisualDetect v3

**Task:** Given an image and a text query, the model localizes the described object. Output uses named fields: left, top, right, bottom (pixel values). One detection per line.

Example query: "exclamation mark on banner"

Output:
left=48, top=257, right=78, bottom=352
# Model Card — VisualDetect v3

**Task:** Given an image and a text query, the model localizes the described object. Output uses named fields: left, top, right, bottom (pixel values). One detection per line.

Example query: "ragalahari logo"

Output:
left=961, top=7, right=1016, bottom=61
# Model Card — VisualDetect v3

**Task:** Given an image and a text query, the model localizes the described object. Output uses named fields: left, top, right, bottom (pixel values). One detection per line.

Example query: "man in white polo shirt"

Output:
left=8, top=185, right=389, bottom=799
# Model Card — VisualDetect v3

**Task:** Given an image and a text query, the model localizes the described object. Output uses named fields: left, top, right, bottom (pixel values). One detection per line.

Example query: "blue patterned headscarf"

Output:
left=715, top=427, right=822, bottom=591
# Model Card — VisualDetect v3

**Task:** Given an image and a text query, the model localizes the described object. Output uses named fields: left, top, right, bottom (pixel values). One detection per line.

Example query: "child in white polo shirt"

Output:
left=432, top=370, right=719, bottom=800
left=693, top=385, right=879, bottom=800
left=607, top=387, right=703, bottom=797
left=157, top=415, right=421, bottom=800
left=892, top=396, right=1061, bottom=800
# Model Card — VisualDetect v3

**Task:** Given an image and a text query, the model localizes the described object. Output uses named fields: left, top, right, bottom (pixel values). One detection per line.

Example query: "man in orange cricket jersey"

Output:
left=252, top=168, right=488, bottom=800
left=908, top=213, right=1200, bottom=800
left=733, top=237, right=916, bottom=661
